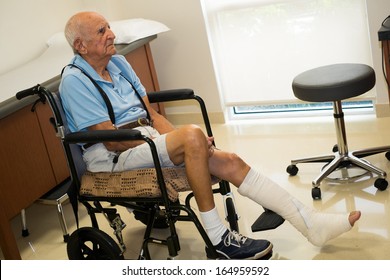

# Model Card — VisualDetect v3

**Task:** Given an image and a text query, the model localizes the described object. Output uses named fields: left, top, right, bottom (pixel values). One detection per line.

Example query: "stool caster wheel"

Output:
left=22, top=229, right=29, bottom=237
left=385, top=152, right=390, bottom=161
left=332, top=144, right=338, bottom=152
left=286, top=165, right=298, bottom=176
left=374, top=178, right=388, bottom=191
left=312, top=188, right=321, bottom=200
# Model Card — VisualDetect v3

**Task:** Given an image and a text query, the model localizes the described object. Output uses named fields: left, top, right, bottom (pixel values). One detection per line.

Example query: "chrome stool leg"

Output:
left=288, top=63, right=390, bottom=199
left=288, top=100, right=389, bottom=199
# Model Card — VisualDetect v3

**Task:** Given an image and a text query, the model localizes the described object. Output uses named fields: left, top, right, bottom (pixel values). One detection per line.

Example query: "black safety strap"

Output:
left=119, top=73, right=151, bottom=121
left=62, top=64, right=116, bottom=124
left=67, top=179, right=79, bottom=229
left=61, top=64, right=151, bottom=124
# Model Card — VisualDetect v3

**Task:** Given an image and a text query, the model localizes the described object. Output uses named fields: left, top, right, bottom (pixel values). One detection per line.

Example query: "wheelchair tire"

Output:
left=67, top=227, right=124, bottom=260
left=225, top=197, right=239, bottom=232
left=133, top=201, right=180, bottom=229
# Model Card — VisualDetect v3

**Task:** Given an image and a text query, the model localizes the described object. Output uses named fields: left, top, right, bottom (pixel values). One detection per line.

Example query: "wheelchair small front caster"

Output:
left=374, top=178, right=388, bottom=191
left=311, top=187, right=321, bottom=200
left=63, top=233, right=70, bottom=243
left=67, top=227, right=124, bottom=260
left=286, top=165, right=298, bottom=176
left=22, top=228, right=29, bottom=237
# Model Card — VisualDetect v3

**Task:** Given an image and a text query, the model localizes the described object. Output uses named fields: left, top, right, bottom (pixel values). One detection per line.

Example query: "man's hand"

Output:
left=207, top=136, right=216, bottom=157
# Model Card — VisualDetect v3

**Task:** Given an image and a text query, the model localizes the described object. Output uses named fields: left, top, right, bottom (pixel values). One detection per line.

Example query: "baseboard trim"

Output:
left=375, top=103, right=390, bottom=118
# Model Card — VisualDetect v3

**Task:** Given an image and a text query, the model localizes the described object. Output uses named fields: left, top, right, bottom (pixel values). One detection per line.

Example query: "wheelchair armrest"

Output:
left=148, top=88, right=214, bottom=139
left=147, top=88, right=195, bottom=103
left=64, top=129, right=143, bottom=144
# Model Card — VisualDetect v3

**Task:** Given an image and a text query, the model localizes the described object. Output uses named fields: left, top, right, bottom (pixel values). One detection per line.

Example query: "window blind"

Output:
left=201, top=0, right=373, bottom=106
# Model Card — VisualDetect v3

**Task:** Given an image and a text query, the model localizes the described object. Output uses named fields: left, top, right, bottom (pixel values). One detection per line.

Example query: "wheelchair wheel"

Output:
left=225, top=197, right=239, bottom=232
left=67, top=227, right=124, bottom=260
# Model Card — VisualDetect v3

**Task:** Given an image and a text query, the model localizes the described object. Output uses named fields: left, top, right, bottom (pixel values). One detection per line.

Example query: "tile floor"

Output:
left=2, top=111, right=390, bottom=260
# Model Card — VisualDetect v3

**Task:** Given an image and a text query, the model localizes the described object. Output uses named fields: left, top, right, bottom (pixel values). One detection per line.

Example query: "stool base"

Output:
left=287, top=146, right=390, bottom=199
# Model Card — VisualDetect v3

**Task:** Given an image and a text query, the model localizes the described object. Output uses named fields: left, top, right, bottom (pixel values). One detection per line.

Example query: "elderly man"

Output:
left=59, top=11, right=361, bottom=259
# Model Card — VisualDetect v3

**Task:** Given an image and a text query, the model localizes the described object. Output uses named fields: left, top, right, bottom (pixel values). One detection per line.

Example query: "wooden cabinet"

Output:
left=0, top=105, right=62, bottom=219
left=122, top=42, right=165, bottom=115
left=0, top=39, right=161, bottom=259
left=382, top=40, right=390, bottom=99
left=0, top=104, right=65, bottom=260
left=379, top=19, right=390, bottom=99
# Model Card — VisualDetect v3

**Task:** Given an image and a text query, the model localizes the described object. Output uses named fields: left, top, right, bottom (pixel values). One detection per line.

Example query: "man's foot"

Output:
left=206, top=230, right=273, bottom=259
left=349, top=211, right=361, bottom=226
left=305, top=209, right=362, bottom=246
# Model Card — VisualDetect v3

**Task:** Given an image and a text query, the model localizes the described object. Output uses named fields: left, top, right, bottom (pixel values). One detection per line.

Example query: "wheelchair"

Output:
left=16, top=85, right=281, bottom=260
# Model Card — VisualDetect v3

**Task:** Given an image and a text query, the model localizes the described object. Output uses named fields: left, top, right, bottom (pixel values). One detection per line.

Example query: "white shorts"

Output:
left=82, top=126, right=178, bottom=172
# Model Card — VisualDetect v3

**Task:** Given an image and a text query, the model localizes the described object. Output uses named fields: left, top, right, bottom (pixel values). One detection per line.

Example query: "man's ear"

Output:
left=74, top=38, right=87, bottom=54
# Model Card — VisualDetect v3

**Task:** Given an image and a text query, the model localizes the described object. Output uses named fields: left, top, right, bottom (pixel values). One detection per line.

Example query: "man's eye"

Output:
left=98, top=27, right=105, bottom=34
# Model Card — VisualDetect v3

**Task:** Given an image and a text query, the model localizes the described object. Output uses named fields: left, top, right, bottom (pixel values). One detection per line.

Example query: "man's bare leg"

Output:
left=165, top=126, right=273, bottom=259
left=208, top=150, right=361, bottom=246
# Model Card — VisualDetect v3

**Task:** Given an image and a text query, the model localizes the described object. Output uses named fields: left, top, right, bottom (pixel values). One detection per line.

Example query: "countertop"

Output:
left=0, top=35, right=156, bottom=119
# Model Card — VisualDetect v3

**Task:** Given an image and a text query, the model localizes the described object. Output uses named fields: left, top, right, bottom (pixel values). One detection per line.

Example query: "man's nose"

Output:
left=108, top=28, right=116, bottom=39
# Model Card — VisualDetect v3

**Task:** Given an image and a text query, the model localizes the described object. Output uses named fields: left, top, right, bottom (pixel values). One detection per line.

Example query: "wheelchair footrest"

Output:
left=251, top=209, right=285, bottom=232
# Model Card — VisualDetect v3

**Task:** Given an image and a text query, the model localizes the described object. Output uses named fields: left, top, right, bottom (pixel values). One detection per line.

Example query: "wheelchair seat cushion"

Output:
left=80, top=167, right=192, bottom=202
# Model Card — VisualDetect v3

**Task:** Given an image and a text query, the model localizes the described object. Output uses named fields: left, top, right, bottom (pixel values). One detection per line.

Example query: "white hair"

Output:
left=64, top=12, right=92, bottom=54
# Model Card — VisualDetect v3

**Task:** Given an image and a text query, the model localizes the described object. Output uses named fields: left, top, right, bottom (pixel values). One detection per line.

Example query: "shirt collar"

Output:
left=72, top=55, right=122, bottom=82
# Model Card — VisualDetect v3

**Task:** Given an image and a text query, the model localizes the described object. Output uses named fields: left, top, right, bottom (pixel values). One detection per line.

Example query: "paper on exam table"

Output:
left=0, top=18, right=170, bottom=103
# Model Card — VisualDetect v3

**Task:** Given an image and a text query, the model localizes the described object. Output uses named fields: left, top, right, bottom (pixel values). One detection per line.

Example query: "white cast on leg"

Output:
left=238, top=168, right=352, bottom=246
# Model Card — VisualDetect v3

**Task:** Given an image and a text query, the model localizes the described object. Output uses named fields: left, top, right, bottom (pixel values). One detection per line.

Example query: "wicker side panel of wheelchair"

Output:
left=80, top=167, right=192, bottom=202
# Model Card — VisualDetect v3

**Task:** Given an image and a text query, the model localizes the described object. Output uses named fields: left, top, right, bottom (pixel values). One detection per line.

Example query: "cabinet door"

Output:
left=35, top=102, right=69, bottom=184
left=0, top=106, right=56, bottom=218
left=383, top=41, right=390, bottom=98
left=124, top=43, right=165, bottom=115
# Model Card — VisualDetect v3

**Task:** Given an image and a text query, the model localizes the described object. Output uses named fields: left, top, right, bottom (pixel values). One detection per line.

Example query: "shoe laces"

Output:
left=224, top=230, right=248, bottom=247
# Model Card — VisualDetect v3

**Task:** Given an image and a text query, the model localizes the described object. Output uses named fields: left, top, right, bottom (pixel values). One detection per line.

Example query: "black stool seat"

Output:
left=287, top=63, right=390, bottom=199
left=292, top=63, right=376, bottom=102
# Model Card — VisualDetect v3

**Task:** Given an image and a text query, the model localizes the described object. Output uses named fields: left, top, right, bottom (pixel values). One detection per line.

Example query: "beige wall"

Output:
left=115, top=0, right=223, bottom=119
left=1, top=0, right=389, bottom=120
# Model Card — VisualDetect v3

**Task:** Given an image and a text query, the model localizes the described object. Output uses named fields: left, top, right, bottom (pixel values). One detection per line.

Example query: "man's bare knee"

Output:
left=229, top=152, right=246, bottom=167
left=224, top=152, right=249, bottom=178
left=180, top=125, right=207, bottom=149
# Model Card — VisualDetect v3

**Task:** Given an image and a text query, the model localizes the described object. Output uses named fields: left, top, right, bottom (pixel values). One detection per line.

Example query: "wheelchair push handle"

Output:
left=16, top=84, right=42, bottom=100
left=16, top=85, right=63, bottom=127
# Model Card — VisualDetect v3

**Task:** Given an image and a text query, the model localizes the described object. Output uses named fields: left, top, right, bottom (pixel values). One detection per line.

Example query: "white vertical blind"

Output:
left=201, top=0, right=373, bottom=106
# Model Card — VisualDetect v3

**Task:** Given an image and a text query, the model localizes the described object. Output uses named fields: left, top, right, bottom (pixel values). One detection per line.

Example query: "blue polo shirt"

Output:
left=59, top=54, right=147, bottom=132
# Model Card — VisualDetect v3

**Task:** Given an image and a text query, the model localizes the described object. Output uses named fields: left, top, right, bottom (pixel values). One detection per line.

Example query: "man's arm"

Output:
left=88, top=95, right=175, bottom=152
left=143, top=95, right=176, bottom=135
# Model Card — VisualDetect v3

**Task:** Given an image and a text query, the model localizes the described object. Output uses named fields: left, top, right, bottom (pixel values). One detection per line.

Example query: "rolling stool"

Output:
left=286, top=63, right=390, bottom=199
left=21, top=178, right=71, bottom=242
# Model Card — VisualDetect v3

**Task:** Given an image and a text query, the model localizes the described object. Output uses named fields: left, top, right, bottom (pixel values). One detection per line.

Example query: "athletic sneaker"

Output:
left=206, top=230, right=273, bottom=259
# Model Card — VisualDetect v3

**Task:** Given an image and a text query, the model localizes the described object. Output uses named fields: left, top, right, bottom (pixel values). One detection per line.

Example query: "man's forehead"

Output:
left=81, top=16, right=108, bottom=34
left=81, top=13, right=107, bottom=26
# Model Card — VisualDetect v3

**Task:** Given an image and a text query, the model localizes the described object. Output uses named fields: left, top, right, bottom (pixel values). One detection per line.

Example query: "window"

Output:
left=201, top=0, right=373, bottom=118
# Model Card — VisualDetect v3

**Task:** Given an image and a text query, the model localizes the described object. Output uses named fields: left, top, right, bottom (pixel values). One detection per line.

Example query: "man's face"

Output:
left=79, top=13, right=117, bottom=60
